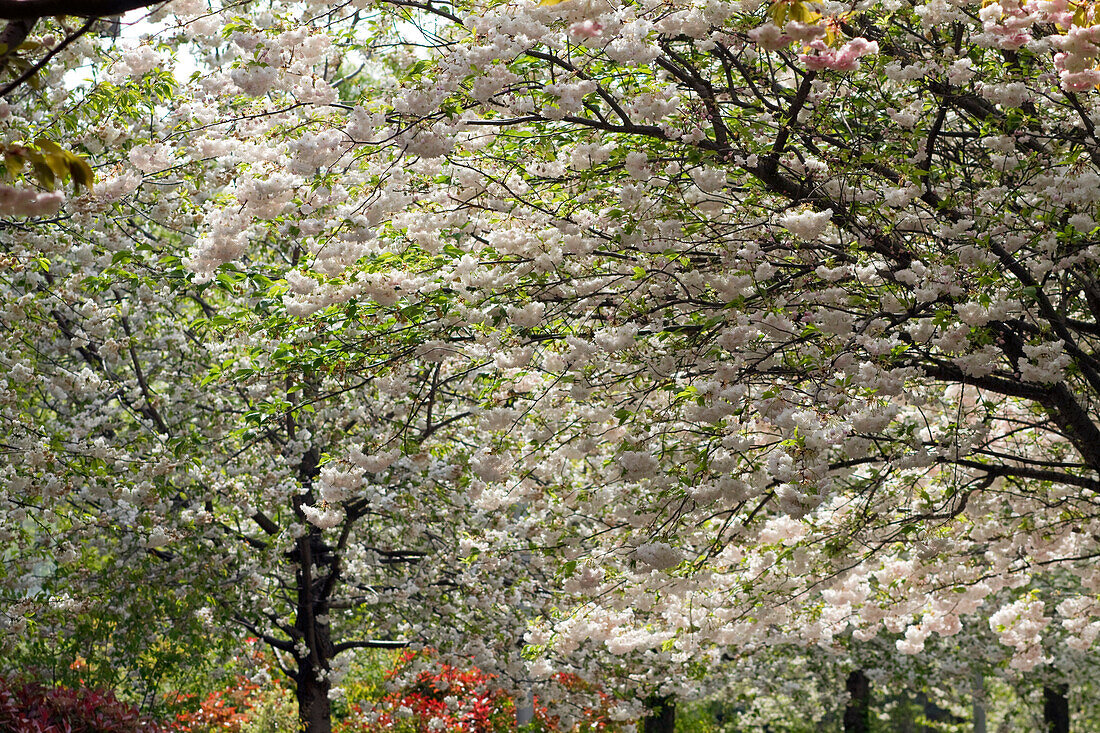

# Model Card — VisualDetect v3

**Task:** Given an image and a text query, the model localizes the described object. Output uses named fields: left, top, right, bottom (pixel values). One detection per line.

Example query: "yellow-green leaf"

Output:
left=768, top=1, right=789, bottom=26
left=42, top=151, right=68, bottom=179
left=789, top=1, right=819, bottom=23
left=35, top=138, right=65, bottom=156
left=31, top=160, right=55, bottom=190
left=68, top=156, right=94, bottom=192
left=4, top=152, right=24, bottom=177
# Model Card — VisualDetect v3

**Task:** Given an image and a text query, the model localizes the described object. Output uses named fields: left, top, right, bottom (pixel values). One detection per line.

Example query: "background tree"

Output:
left=0, top=10, right=564, bottom=730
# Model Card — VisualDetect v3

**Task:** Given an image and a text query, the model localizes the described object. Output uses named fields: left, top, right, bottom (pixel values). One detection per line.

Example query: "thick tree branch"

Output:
left=333, top=639, right=410, bottom=654
left=949, top=458, right=1100, bottom=493
left=0, top=17, right=34, bottom=61
left=0, top=0, right=161, bottom=20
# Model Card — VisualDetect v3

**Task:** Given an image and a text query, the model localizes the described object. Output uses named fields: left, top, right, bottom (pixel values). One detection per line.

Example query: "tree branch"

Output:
left=333, top=639, right=410, bottom=654
left=0, top=16, right=94, bottom=98
left=0, top=0, right=161, bottom=20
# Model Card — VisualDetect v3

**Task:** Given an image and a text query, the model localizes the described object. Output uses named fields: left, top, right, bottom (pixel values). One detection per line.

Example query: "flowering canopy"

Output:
left=3, top=0, right=1100, bottom=728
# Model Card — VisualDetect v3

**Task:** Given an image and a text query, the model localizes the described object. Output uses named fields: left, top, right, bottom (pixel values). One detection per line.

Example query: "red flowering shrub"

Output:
left=337, top=652, right=517, bottom=733
left=168, top=676, right=263, bottom=732
left=168, top=637, right=293, bottom=732
left=0, top=676, right=166, bottom=733
left=336, top=654, right=625, bottom=733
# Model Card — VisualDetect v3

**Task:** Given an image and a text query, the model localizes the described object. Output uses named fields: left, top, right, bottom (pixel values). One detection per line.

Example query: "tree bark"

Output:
left=0, top=0, right=163, bottom=20
left=973, top=673, right=986, bottom=733
left=296, top=660, right=333, bottom=733
left=291, top=439, right=338, bottom=733
left=915, top=690, right=963, bottom=732
left=642, top=695, right=675, bottom=733
left=516, top=687, right=535, bottom=726
left=844, top=670, right=871, bottom=733
left=1043, top=684, right=1069, bottom=733
left=294, top=529, right=337, bottom=733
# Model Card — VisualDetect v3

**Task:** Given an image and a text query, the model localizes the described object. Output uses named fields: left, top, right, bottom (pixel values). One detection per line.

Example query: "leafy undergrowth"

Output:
left=337, top=652, right=628, bottom=733
left=0, top=676, right=166, bottom=733
left=2, top=646, right=625, bottom=733
left=167, top=638, right=295, bottom=733
left=169, top=674, right=272, bottom=732
left=338, top=651, right=521, bottom=733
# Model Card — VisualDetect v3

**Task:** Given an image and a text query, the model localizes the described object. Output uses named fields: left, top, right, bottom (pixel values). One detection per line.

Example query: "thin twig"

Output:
left=1, top=17, right=94, bottom=99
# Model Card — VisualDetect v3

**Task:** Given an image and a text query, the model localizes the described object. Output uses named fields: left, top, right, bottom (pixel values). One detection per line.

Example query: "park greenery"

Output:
left=3, top=0, right=1100, bottom=729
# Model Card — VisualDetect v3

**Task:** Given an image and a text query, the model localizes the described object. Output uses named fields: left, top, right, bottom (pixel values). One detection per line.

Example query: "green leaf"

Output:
left=34, top=138, right=64, bottom=156
left=4, top=151, right=24, bottom=177
left=31, top=160, right=55, bottom=190
left=68, top=155, right=95, bottom=192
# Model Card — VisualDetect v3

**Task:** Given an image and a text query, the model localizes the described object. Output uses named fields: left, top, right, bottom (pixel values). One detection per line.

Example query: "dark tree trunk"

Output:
left=293, top=525, right=338, bottom=733
left=516, top=687, right=535, bottom=726
left=292, top=531, right=337, bottom=733
left=916, top=690, right=963, bottom=732
left=894, top=693, right=917, bottom=733
left=296, top=661, right=333, bottom=733
left=844, top=670, right=871, bottom=733
left=1043, top=684, right=1070, bottom=733
left=643, top=695, right=676, bottom=733
left=288, top=443, right=340, bottom=733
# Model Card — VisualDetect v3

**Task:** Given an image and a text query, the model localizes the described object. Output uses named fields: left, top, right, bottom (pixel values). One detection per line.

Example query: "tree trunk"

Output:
left=516, top=687, right=535, bottom=726
left=642, top=695, right=675, bottom=733
left=894, top=693, right=916, bottom=733
left=290, top=443, right=339, bottom=733
left=296, top=662, right=333, bottom=733
left=844, top=670, right=871, bottom=733
left=915, top=690, right=963, bottom=732
left=973, top=673, right=986, bottom=733
left=293, top=522, right=338, bottom=733
left=916, top=691, right=933, bottom=733
left=1043, top=684, right=1069, bottom=733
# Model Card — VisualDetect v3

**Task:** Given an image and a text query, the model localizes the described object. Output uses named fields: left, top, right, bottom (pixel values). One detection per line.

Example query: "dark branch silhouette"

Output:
left=0, top=0, right=162, bottom=20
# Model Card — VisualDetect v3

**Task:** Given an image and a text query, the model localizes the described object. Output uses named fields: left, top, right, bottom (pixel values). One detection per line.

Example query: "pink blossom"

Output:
left=748, top=23, right=790, bottom=51
left=800, top=38, right=879, bottom=72
left=568, top=20, right=603, bottom=39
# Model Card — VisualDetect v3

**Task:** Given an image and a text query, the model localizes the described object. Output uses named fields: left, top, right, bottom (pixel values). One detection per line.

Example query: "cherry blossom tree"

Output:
left=6, top=0, right=1100, bottom=730
left=0, top=12, right=561, bottom=731
left=0, top=167, right=558, bottom=728
left=322, top=0, right=1100, bottom=707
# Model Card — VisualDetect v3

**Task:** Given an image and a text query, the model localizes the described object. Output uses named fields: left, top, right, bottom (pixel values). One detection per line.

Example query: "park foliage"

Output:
left=3, top=0, right=1100, bottom=729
